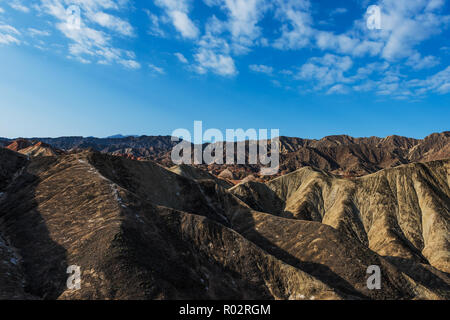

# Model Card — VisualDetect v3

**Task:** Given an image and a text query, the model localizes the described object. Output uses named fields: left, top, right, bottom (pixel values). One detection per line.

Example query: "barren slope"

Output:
left=0, top=152, right=339, bottom=299
left=231, top=160, right=450, bottom=297
left=0, top=151, right=448, bottom=299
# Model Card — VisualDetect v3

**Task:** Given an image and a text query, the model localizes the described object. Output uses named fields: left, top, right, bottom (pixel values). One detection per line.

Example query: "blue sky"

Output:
left=0, top=0, right=449, bottom=139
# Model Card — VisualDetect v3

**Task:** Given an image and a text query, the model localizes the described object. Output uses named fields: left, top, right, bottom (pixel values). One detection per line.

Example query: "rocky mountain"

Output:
left=230, top=160, right=450, bottom=274
left=3, top=132, right=448, bottom=182
left=28, top=135, right=178, bottom=157
left=158, top=131, right=449, bottom=180
left=105, top=134, right=139, bottom=139
left=277, top=132, right=450, bottom=177
left=4, top=140, right=64, bottom=158
left=5, top=139, right=32, bottom=152
left=17, top=142, right=64, bottom=158
left=0, top=147, right=448, bottom=300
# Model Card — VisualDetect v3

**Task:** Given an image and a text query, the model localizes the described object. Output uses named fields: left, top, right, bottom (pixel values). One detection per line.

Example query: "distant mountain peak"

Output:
left=106, top=134, right=139, bottom=139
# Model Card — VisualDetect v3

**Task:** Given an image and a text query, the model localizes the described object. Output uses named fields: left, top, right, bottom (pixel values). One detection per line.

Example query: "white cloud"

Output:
left=271, top=0, right=449, bottom=70
left=201, top=0, right=269, bottom=55
left=408, top=66, right=450, bottom=95
left=273, top=0, right=314, bottom=50
left=154, top=0, right=199, bottom=39
left=353, top=80, right=377, bottom=93
left=194, top=47, right=237, bottom=76
left=197, top=32, right=231, bottom=54
left=28, top=28, right=51, bottom=37
left=315, top=31, right=383, bottom=57
left=350, top=64, right=450, bottom=98
left=249, top=64, right=273, bottom=75
left=330, top=8, right=348, bottom=16
left=37, top=0, right=139, bottom=68
left=87, top=11, right=134, bottom=36
left=145, top=9, right=166, bottom=37
left=204, top=15, right=227, bottom=35
left=327, top=84, right=350, bottom=95
left=376, top=75, right=401, bottom=95
left=437, top=83, right=450, bottom=94
left=2, top=0, right=445, bottom=91
left=174, top=52, right=188, bottom=63
left=280, top=69, right=293, bottom=75
left=170, top=10, right=198, bottom=39
left=352, top=67, right=412, bottom=97
left=353, top=61, right=390, bottom=79
left=9, top=1, right=30, bottom=13
left=148, top=63, right=165, bottom=74
left=369, top=0, right=450, bottom=61
left=120, top=60, right=141, bottom=69
left=71, top=56, right=91, bottom=64
left=297, top=54, right=353, bottom=89
left=405, top=53, right=440, bottom=70
left=0, top=7, right=4, bottom=14
left=0, top=34, right=20, bottom=45
left=191, top=29, right=238, bottom=77
left=0, top=24, right=21, bottom=45
left=273, top=0, right=375, bottom=54
left=169, top=0, right=449, bottom=85
left=289, top=55, right=429, bottom=98
left=47, top=0, right=125, bottom=12
left=203, top=0, right=222, bottom=6
left=221, top=0, right=268, bottom=51
left=271, top=79, right=281, bottom=87
left=0, top=25, right=20, bottom=35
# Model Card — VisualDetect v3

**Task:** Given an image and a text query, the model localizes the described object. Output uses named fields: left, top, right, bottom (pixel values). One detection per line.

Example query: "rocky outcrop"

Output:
left=18, top=142, right=64, bottom=157
left=3, top=140, right=64, bottom=158
left=6, top=139, right=32, bottom=152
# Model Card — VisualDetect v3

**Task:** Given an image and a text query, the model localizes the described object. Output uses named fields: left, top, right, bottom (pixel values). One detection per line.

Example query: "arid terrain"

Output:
left=2, top=131, right=448, bottom=180
left=0, top=133, right=449, bottom=300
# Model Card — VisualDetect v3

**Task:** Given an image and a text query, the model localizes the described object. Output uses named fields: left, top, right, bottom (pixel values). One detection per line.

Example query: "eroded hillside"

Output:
left=0, top=150, right=448, bottom=300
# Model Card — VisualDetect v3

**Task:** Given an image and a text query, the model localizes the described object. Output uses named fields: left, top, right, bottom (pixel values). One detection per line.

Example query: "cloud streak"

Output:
left=0, top=24, right=21, bottom=45
left=154, top=0, right=199, bottom=39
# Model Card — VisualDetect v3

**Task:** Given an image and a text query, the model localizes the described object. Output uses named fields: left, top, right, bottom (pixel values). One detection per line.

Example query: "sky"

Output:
left=0, top=0, right=449, bottom=139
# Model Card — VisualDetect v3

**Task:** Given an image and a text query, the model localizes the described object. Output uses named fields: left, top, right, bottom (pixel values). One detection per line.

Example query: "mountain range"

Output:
left=1, top=131, right=449, bottom=181
left=0, top=132, right=449, bottom=299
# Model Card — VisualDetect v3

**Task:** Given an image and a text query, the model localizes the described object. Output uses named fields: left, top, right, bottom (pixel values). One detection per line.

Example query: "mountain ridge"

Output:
left=4, top=132, right=449, bottom=181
